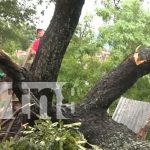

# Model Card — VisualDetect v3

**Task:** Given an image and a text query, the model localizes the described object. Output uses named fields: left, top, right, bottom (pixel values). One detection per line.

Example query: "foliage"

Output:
left=96, top=0, right=150, bottom=103
left=0, top=0, right=36, bottom=23
left=0, top=24, right=35, bottom=54
left=146, top=128, right=150, bottom=141
left=124, top=75, right=150, bottom=102
left=0, top=120, right=101, bottom=150
left=1, top=23, right=35, bottom=54
left=97, top=0, right=150, bottom=59
left=0, top=0, right=36, bottom=41
left=58, top=15, right=102, bottom=103
left=0, top=0, right=38, bottom=54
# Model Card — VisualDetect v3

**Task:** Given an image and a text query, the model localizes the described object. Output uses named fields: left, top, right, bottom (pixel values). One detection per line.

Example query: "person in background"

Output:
left=22, top=28, right=45, bottom=67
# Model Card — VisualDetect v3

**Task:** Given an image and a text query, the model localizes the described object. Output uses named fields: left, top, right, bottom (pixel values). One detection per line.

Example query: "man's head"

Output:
left=36, top=28, right=45, bottom=38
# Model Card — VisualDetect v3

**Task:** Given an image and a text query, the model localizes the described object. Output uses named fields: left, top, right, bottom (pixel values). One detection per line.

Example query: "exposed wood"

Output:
left=3, top=119, right=15, bottom=141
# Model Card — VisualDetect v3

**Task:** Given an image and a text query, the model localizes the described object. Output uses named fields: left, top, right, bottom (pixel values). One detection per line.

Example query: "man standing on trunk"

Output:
left=23, top=28, right=45, bottom=67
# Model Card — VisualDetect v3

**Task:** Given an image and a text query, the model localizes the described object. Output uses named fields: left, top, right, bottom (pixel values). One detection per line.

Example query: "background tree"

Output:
left=96, top=0, right=150, bottom=102
left=1, top=23, right=35, bottom=54
left=0, top=0, right=37, bottom=54
left=58, top=15, right=101, bottom=103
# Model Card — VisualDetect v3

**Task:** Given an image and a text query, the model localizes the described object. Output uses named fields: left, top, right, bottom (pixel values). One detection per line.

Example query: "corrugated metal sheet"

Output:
left=112, top=97, right=150, bottom=133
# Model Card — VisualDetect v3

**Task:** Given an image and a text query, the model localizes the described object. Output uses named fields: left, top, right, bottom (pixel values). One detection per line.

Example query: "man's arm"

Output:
left=22, top=39, right=39, bottom=67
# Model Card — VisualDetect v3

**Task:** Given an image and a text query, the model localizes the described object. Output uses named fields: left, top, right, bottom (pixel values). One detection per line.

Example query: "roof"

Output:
left=112, top=97, right=150, bottom=133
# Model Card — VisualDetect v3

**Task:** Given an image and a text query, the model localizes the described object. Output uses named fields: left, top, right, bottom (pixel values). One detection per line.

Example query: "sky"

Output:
left=143, top=0, right=150, bottom=11
left=36, top=0, right=150, bottom=32
left=36, top=1, right=102, bottom=32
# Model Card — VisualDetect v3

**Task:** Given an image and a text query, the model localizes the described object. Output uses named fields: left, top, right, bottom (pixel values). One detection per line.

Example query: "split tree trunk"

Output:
left=72, top=49, right=150, bottom=149
left=1, top=49, right=150, bottom=149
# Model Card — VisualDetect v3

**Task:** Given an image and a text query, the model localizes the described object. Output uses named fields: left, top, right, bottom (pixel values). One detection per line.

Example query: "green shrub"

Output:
left=0, top=120, right=102, bottom=150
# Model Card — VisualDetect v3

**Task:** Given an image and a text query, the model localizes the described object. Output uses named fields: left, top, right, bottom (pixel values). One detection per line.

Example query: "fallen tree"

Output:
left=1, top=0, right=150, bottom=149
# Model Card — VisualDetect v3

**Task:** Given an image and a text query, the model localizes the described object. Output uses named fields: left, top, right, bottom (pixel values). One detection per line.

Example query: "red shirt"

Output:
left=31, top=39, right=40, bottom=53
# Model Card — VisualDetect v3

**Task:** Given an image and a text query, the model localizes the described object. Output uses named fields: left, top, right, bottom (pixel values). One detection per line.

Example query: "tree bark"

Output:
left=30, top=0, right=85, bottom=82
left=1, top=48, right=150, bottom=149
left=29, top=0, right=85, bottom=116
left=71, top=48, right=150, bottom=149
left=79, top=49, right=150, bottom=111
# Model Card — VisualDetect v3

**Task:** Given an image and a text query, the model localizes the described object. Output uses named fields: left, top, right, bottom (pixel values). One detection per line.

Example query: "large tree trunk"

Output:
left=30, top=0, right=85, bottom=81
left=1, top=0, right=150, bottom=149
left=29, top=0, right=85, bottom=116
left=1, top=48, right=150, bottom=149
left=72, top=49, right=150, bottom=149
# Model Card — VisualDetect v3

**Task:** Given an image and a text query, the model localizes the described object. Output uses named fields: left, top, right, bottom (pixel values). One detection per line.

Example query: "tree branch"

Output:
left=0, top=50, right=25, bottom=81
left=0, top=50, right=40, bottom=122
left=79, top=48, right=150, bottom=111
